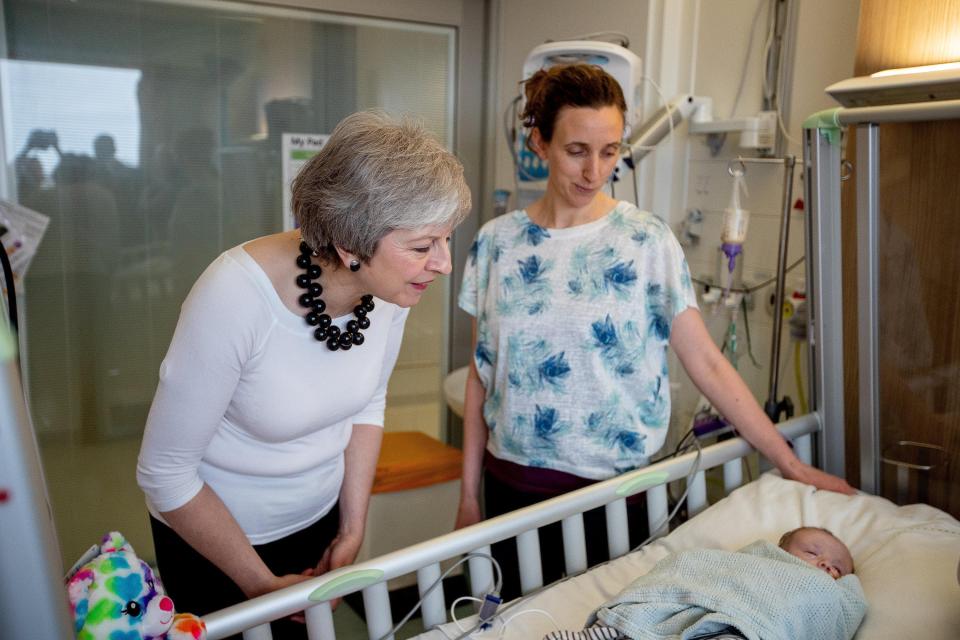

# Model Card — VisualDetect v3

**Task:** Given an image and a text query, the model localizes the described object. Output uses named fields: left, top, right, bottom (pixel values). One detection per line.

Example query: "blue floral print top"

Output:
left=459, top=201, right=699, bottom=480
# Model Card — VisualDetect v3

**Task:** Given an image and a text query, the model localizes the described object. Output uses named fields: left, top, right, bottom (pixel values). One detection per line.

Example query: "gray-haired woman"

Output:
left=137, top=111, right=471, bottom=632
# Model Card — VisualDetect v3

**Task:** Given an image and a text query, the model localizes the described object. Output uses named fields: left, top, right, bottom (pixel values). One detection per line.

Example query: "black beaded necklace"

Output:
left=296, top=240, right=374, bottom=351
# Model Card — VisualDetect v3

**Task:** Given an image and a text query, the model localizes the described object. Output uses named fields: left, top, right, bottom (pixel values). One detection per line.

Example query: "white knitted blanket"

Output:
left=587, top=540, right=867, bottom=640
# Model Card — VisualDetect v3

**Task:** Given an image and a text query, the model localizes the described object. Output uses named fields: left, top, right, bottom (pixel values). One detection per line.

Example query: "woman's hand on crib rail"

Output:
left=250, top=572, right=317, bottom=598
left=315, top=531, right=364, bottom=576
left=782, top=460, right=856, bottom=495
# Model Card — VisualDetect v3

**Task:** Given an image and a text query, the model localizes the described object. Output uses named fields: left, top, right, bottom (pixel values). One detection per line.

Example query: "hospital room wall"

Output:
left=484, top=0, right=860, bottom=451
left=673, top=0, right=861, bottom=440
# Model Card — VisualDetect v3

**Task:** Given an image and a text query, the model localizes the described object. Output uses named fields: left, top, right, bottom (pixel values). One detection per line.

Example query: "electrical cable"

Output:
left=629, top=75, right=675, bottom=209
left=759, top=0, right=801, bottom=149
left=504, top=95, right=544, bottom=185
left=775, top=108, right=801, bottom=147
left=691, top=255, right=803, bottom=294
left=794, top=340, right=808, bottom=414
left=760, top=0, right=777, bottom=106
left=739, top=294, right=761, bottom=368
left=631, top=437, right=704, bottom=551
left=445, top=438, right=704, bottom=640
left=0, top=237, right=19, bottom=334
left=450, top=596, right=484, bottom=632
left=374, top=553, right=502, bottom=640
left=729, top=0, right=768, bottom=119
left=496, top=608, right=563, bottom=639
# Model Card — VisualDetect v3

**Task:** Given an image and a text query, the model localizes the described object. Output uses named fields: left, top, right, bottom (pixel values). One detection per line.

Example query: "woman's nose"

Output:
left=583, top=155, right=601, bottom=181
left=429, top=241, right=452, bottom=275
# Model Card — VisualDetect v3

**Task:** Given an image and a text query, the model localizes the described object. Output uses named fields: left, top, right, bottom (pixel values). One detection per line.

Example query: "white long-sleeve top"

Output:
left=137, top=245, right=408, bottom=544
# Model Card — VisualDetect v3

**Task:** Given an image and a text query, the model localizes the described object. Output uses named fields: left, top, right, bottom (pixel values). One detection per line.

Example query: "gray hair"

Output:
left=292, top=110, right=472, bottom=264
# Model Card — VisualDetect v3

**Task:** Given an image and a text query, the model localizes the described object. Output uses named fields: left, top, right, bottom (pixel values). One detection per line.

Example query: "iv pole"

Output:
left=624, top=101, right=799, bottom=423
left=733, top=155, right=798, bottom=423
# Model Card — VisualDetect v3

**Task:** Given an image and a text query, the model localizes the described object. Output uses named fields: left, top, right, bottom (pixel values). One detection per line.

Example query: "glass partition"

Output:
left=1, top=0, right=455, bottom=565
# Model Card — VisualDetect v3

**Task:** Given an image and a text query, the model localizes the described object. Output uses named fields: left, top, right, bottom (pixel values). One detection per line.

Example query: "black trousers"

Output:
left=483, top=471, right=648, bottom=602
left=150, top=505, right=339, bottom=640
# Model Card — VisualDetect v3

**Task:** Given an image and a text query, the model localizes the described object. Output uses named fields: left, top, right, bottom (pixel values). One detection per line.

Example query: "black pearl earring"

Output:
left=349, top=260, right=361, bottom=272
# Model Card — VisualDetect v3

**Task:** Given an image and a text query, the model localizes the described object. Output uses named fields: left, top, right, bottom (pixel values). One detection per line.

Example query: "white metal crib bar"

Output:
left=561, top=514, right=588, bottom=574
left=467, top=544, right=495, bottom=597
left=647, top=484, right=669, bottom=538
left=204, top=415, right=820, bottom=640
left=687, top=470, right=708, bottom=517
left=363, top=581, right=392, bottom=640
left=416, top=563, right=446, bottom=629
left=517, top=529, right=544, bottom=594
left=605, top=499, right=629, bottom=558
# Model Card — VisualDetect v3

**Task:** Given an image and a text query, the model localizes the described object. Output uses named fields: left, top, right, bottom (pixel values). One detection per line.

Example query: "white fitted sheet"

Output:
left=415, top=473, right=960, bottom=639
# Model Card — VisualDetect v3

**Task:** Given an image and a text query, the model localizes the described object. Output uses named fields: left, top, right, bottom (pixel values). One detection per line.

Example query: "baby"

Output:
left=544, top=528, right=863, bottom=640
left=778, top=526, right=855, bottom=579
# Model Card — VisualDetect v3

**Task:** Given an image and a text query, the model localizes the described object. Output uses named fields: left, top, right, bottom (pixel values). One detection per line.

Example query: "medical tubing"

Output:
left=505, top=95, right=547, bottom=184
left=794, top=340, right=808, bottom=414
left=765, top=155, right=796, bottom=419
left=0, top=237, right=18, bottom=334
left=740, top=294, right=760, bottom=368
left=374, top=552, right=503, bottom=640
left=496, top=608, right=563, bottom=639
left=690, top=256, right=804, bottom=294
left=449, top=597, right=483, bottom=633
left=448, top=439, right=705, bottom=640
left=730, top=0, right=768, bottom=118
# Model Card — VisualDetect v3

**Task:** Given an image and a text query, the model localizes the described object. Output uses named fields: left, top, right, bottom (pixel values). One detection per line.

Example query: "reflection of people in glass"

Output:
left=167, top=126, right=222, bottom=300
left=20, top=134, right=120, bottom=432
left=92, top=134, right=142, bottom=245
left=137, top=111, right=471, bottom=636
left=15, top=129, right=60, bottom=211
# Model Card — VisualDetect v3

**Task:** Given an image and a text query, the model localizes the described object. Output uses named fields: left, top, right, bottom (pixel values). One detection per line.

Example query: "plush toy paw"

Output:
left=166, top=613, right=207, bottom=640
left=65, top=531, right=205, bottom=639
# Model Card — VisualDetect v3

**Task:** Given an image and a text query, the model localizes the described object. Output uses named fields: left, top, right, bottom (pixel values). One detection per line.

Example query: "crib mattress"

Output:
left=414, top=473, right=960, bottom=639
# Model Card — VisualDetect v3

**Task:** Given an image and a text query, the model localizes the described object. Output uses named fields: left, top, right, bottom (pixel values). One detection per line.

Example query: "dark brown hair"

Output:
left=520, top=63, right=627, bottom=150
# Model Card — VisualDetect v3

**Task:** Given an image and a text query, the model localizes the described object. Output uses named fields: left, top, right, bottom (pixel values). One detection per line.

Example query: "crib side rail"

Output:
left=202, top=415, right=818, bottom=640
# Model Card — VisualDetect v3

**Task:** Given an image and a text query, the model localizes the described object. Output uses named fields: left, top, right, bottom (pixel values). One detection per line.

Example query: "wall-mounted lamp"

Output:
left=826, top=61, right=960, bottom=107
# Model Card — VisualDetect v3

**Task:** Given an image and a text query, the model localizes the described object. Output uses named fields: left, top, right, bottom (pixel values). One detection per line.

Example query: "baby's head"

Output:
left=778, top=527, right=854, bottom=579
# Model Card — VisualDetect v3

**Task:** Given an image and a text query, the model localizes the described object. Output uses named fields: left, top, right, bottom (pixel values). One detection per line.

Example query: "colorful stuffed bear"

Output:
left=66, top=531, right=206, bottom=640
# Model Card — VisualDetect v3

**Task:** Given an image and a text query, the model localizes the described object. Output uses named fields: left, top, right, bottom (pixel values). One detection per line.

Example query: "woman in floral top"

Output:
left=455, top=63, right=853, bottom=598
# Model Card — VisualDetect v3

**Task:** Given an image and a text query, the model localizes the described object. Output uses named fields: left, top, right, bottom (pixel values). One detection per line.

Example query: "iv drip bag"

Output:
left=721, top=171, right=749, bottom=245
left=721, top=169, right=749, bottom=271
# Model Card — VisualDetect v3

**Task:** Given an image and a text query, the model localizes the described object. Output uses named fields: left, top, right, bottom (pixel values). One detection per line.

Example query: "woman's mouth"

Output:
left=411, top=282, right=430, bottom=291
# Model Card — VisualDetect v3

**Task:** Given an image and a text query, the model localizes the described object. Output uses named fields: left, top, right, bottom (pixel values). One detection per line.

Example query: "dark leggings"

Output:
left=483, top=470, right=648, bottom=602
left=150, top=505, right=339, bottom=640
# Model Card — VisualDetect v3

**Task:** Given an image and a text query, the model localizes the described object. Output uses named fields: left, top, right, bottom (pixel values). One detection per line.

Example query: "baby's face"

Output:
left=782, top=529, right=854, bottom=579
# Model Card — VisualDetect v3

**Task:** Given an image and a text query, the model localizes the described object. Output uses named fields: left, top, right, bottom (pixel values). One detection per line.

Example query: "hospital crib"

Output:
left=202, top=417, right=817, bottom=639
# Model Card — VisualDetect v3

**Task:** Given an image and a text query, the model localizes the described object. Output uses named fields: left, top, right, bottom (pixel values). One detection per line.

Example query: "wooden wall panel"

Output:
left=842, top=0, right=960, bottom=516
left=855, top=0, right=960, bottom=73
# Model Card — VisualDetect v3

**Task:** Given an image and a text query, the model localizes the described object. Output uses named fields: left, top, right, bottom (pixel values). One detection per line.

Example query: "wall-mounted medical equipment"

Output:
left=826, top=61, right=960, bottom=107
left=511, top=40, right=644, bottom=199
left=510, top=39, right=782, bottom=203
left=522, top=41, right=645, bottom=127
